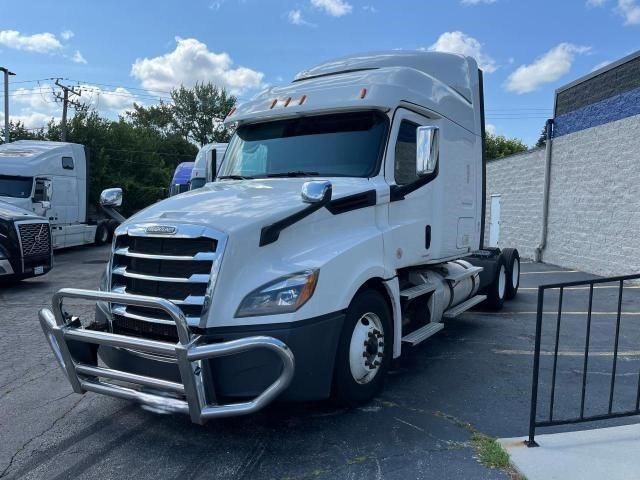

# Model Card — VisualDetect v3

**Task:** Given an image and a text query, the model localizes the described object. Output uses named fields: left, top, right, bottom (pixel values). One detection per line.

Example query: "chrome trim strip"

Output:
left=114, top=246, right=217, bottom=262
left=111, top=266, right=210, bottom=284
left=111, top=286, right=205, bottom=307
left=111, top=305, right=201, bottom=326
left=39, top=288, right=296, bottom=424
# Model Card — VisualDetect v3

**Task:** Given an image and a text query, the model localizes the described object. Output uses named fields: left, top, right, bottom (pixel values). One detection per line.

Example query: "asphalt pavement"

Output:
left=1, top=247, right=639, bottom=480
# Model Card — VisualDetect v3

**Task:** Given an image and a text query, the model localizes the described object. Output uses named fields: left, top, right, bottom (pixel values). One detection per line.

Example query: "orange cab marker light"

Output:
left=360, top=88, right=368, bottom=99
left=270, top=99, right=278, bottom=109
left=299, top=95, right=307, bottom=105
left=284, top=97, right=292, bottom=107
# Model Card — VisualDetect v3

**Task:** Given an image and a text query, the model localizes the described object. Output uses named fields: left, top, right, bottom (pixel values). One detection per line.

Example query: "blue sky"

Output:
left=1, top=0, right=639, bottom=145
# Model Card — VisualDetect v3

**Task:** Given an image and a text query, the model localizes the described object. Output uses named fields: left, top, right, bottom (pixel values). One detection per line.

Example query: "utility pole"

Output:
left=0, top=67, right=16, bottom=144
left=54, top=79, right=82, bottom=142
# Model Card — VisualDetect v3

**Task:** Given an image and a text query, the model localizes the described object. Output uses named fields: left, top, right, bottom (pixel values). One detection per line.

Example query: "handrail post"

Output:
left=526, top=286, right=544, bottom=447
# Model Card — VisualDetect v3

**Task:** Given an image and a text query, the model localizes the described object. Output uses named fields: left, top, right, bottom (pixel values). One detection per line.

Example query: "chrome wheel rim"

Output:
left=349, top=312, right=384, bottom=385
left=498, top=265, right=506, bottom=299
left=512, top=258, right=520, bottom=290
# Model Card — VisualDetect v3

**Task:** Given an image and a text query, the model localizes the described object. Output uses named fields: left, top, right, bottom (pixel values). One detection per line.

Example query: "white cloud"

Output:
left=427, top=31, right=497, bottom=73
left=591, top=60, right=613, bottom=71
left=363, top=5, right=377, bottom=12
left=60, top=30, right=74, bottom=40
left=587, top=0, right=608, bottom=6
left=288, top=9, right=314, bottom=26
left=617, top=0, right=640, bottom=24
left=72, top=50, right=87, bottom=64
left=506, top=43, right=591, bottom=94
left=130, top=37, right=264, bottom=94
left=486, top=123, right=497, bottom=135
left=461, top=0, right=497, bottom=4
left=0, top=30, right=62, bottom=53
left=310, top=0, right=352, bottom=17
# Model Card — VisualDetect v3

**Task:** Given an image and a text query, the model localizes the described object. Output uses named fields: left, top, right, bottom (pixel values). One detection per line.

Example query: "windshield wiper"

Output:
left=264, top=171, right=320, bottom=178
left=218, top=175, right=254, bottom=180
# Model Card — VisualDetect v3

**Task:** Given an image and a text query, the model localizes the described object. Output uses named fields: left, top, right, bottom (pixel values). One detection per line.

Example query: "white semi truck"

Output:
left=39, top=51, right=521, bottom=424
left=0, top=141, right=124, bottom=249
left=189, top=143, right=228, bottom=190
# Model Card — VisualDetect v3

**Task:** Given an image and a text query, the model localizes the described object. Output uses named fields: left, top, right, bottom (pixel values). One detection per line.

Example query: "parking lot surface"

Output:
left=2, top=247, right=639, bottom=479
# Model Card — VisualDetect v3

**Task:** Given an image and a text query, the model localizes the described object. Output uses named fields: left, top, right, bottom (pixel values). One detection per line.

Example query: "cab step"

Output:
left=401, top=322, right=444, bottom=346
left=444, top=266, right=483, bottom=283
left=443, top=294, right=487, bottom=319
left=400, top=283, right=437, bottom=301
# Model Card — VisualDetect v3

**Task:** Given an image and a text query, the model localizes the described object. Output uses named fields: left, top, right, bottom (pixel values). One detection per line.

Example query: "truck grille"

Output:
left=18, top=222, right=52, bottom=258
left=109, top=229, right=224, bottom=342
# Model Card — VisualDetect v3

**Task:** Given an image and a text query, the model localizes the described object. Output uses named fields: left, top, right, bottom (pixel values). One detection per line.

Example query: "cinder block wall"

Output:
left=485, top=114, right=640, bottom=276
left=484, top=148, right=545, bottom=260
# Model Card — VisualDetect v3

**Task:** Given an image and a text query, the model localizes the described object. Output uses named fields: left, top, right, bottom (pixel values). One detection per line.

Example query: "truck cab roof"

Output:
left=225, top=51, right=481, bottom=135
left=0, top=140, right=85, bottom=177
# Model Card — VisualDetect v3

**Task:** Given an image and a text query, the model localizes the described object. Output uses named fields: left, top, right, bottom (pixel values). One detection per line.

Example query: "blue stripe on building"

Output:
left=554, top=85, right=640, bottom=137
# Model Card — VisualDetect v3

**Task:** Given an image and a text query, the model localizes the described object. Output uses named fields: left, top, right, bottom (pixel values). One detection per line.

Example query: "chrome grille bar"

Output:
left=111, top=266, right=210, bottom=284
left=114, top=247, right=217, bottom=261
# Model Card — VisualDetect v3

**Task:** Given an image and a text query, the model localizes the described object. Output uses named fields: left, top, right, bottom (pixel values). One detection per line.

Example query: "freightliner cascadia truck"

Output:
left=39, top=51, right=521, bottom=424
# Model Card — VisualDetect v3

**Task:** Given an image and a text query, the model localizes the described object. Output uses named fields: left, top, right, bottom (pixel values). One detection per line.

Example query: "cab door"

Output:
left=383, top=109, right=441, bottom=270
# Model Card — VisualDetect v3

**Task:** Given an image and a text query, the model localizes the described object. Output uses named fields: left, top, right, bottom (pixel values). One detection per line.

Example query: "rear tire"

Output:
left=502, top=248, right=520, bottom=300
left=332, top=289, right=393, bottom=407
left=94, top=223, right=109, bottom=245
left=485, top=255, right=507, bottom=310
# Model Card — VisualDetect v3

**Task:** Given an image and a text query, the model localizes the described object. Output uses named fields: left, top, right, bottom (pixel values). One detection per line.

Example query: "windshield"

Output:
left=219, top=111, right=388, bottom=179
left=0, top=175, right=33, bottom=198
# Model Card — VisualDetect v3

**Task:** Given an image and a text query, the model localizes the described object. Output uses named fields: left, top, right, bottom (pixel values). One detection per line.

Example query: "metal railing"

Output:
left=527, top=273, right=640, bottom=446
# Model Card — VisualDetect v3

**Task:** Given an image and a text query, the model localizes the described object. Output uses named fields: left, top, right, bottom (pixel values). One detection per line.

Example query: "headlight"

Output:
left=236, top=269, right=319, bottom=318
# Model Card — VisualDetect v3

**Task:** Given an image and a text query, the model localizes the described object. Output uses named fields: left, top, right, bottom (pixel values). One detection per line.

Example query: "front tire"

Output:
left=94, top=223, right=109, bottom=245
left=332, top=289, right=393, bottom=407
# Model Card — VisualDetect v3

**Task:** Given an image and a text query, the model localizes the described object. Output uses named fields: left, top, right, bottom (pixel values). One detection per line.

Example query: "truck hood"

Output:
left=125, top=177, right=377, bottom=234
left=0, top=199, right=43, bottom=221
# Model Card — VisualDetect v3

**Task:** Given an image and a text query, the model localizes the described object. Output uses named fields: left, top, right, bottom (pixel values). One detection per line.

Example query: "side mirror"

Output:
left=100, top=188, right=123, bottom=207
left=301, top=180, right=332, bottom=204
left=416, top=126, right=439, bottom=176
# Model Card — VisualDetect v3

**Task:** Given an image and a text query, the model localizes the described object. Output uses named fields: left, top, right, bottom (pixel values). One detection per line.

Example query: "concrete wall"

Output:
left=485, top=113, right=640, bottom=276
left=485, top=149, right=545, bottom=261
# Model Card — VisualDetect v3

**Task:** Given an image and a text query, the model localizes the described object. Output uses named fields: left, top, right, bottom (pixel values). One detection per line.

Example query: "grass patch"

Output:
left=434, top=411, right=525, bottom=480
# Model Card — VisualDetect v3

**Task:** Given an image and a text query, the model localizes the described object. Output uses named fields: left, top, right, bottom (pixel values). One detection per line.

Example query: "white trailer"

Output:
left=0, top=141, right=124, bottom=249
left=39, top=51, right=520, bottom=424
left=189, top=143, right=228, bottom=190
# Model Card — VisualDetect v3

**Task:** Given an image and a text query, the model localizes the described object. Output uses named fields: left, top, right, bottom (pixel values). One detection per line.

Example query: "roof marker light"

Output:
left=284, top=97, right=292, bottom=107
left=360, top=88, right=368, bottom=99
left=227, top=107, right=236, bottom=117
left=299, top=95, right=307, bottom=105
left=270, top=99, right=278, bottom=109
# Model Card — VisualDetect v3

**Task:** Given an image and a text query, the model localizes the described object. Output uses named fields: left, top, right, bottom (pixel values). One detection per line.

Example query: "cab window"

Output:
left=394, top=121, right=418, bottom=186
left=62, top=156, right=74, bottom=170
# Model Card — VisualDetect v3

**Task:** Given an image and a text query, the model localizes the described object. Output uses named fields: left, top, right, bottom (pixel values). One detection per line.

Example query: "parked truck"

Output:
left=168, top=162, right=195, bottom=197
left=189, top=143, right=228, bottom=191
left=0, top=141, right=124, bottom=249
left=39, top=51, right=521, bottom=424
left=0, top=199, right=52, bottom=282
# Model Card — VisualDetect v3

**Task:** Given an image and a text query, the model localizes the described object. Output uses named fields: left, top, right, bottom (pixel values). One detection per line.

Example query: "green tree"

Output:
left=0, top=120, right=46, bottom=144
left=485, top=133, right=528, bottom=161
left=170, top=82, right=236, bottom=145
left=535, top=127, right=547, bottom=148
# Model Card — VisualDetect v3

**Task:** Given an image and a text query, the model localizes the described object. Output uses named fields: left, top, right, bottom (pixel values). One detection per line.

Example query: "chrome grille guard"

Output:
left=39, top=288, right=295, bottom=424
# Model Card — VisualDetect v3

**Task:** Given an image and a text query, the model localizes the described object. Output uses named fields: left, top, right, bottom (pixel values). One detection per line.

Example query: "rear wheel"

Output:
left=485, top=256, right=507, bottom=310
left=502, top=248, right=520, bottom=300
left=332, top=289, right=393, bottom=407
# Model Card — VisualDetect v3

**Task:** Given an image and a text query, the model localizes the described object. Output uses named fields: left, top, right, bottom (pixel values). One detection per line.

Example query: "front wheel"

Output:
left=332, top=289, right=393, bottom=407
left=94, top=223, right=109, bottom=245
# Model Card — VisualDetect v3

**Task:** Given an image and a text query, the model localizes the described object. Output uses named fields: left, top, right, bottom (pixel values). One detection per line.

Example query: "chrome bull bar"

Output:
left=39, top=288, right=295, bottom=424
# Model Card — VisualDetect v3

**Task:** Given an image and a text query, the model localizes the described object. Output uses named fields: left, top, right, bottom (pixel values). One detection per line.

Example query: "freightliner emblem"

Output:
left=145, top=225, right=177, bottom=235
